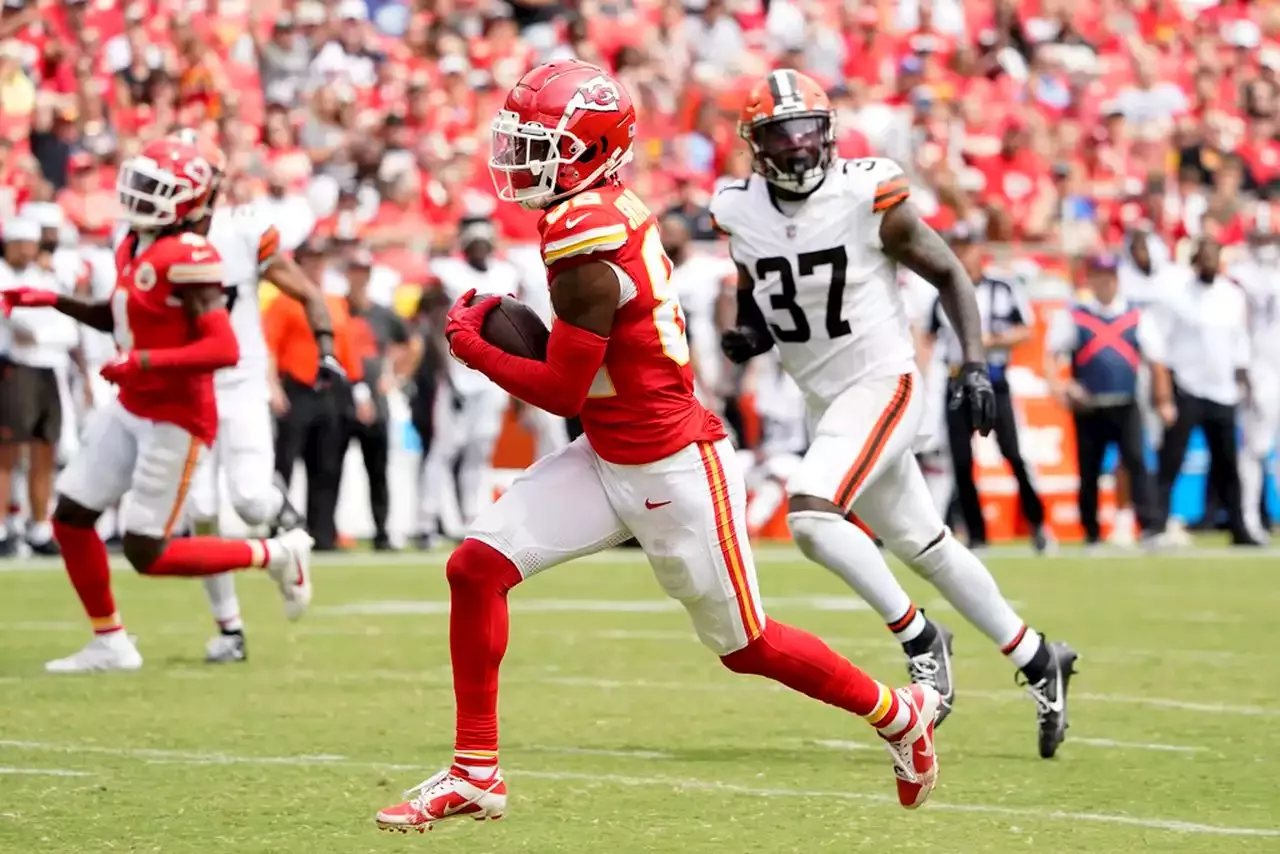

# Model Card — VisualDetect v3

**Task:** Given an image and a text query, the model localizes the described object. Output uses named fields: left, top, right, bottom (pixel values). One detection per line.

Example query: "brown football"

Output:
left=468, top=294, right=549, bottom=360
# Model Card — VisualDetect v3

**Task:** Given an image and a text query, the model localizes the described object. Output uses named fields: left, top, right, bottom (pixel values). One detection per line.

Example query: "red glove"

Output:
left=444, top=289, right=503, bottom=367
left=1, top=287, right=58, bottom=317
left=100, top=352, right=143, bottom=386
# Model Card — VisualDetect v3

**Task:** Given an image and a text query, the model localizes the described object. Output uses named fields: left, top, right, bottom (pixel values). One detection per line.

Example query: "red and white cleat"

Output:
left=375, top=769, right=507, bottom=833
left=880, top=684, right=941, bottom=809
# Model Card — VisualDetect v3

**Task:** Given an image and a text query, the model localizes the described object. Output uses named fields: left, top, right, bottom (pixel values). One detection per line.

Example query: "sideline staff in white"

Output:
left=421, top=217, right=519, bottom=543
left=1152, top=236, right=1258, bottom=545
left=0, top=218, right=78, bottom=556
left=1230, top=226, right=1280, bottom=543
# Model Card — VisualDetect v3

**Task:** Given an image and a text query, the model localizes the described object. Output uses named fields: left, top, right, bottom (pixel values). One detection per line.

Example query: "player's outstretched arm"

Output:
left=880, top=201, right=996, bottom=434
left=52, top=294, right=114, bottom=332
left=880, top=203, right=984, bottom=367
left=445, top=261, right=616, bottom=418
left=1, top=287, right=113, bottom=331
left=721, top=263, right=773, bottom=364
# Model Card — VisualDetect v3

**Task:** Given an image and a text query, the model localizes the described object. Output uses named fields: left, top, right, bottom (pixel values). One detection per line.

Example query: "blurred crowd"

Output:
left=0, top=0, right=1279, bottom=278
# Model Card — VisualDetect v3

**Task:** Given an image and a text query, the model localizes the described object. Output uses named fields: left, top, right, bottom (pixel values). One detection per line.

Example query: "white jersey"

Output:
left=205, top=206, right=284, bottom=396
left=431, top=256, right=521, bottom=395
left=709, top=157, right=917, bottom=413
left=1231, top=255, right=1280, bottom=372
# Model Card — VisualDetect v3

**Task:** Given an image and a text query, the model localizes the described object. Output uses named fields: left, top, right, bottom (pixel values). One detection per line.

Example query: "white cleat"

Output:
left=267, top=528, right=313, bottom=621
left=45, top=632, right=143, bottom=674
left=204, top=632, right=247, bottom=663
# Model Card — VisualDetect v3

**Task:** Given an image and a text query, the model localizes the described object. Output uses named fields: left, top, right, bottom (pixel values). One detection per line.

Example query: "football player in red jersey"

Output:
left=0, top=136, right=314, bottom=674
left=374, top=61, right=940, bottom=833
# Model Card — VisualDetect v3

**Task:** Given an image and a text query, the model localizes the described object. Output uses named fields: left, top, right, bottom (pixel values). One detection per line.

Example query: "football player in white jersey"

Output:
left=712, top=69, right=1078, bottom=757
left=420, top=216, right=520, bottom=542
left=1231, top=215, right=1280, bottom=542
left=165, top=133, right=341, bottom=663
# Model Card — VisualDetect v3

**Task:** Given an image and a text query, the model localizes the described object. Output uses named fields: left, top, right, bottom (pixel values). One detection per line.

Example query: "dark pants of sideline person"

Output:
left=1074, top=402, right=1156, bottom=543
left=275, top=376, right=345, bottom=550
left=344, top=417, right=390, bottom=544
left=1156, top=385, right=1249, bottom=540
left=946, top=379, right=1045, bottom=546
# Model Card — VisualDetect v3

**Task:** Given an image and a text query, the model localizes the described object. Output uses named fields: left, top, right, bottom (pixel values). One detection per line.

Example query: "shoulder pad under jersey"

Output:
left=155, top=232, right=225, bottom=287
left=539, top=192, right=630, bottom=268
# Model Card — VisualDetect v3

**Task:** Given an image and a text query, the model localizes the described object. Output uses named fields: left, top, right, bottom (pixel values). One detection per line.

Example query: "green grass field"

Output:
left=1, top=545, right=1278, bottom=854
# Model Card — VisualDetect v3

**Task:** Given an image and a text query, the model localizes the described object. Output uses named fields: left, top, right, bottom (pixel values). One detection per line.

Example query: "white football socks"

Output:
left=788, top=511, right=915, bottom=625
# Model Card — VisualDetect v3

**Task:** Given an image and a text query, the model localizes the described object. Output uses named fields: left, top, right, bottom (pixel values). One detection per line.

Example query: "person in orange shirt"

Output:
left=264, top=239, right=371, bottom=551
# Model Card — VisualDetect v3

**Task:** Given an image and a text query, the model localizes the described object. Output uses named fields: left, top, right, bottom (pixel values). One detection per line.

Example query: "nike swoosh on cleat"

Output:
left=644, top=499, right=672, bottom=510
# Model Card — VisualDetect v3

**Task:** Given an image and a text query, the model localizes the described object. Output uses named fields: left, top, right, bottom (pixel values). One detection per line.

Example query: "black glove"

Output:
left=949, top=361, right=996, bottom=436
left=316, top=353, right=348, bottom=390
left=721, top=326, right=771, bottom=364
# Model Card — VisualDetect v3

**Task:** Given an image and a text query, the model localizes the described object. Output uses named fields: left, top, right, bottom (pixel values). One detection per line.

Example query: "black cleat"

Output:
left=0, top=536, right=15, bottom=557
left=271, top=473, right=304, bottom=536
left=373, top=534, right=398, bottom=552
left=27, top=536, right=60, bottom=556
left=905, top=621, right=955, bottom=726
left=1018, top=640, right=1078, bottom=758
left=205, top=630, right=247, bottom=664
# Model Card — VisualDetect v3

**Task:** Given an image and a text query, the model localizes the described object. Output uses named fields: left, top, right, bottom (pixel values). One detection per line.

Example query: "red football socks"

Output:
left=721, top=618, right=885, bottom=717
left=52, top=520, right=121, bottom=634
left=144, top=537, right=267, bottom=576
left=446, top=539, right=523, bottom=768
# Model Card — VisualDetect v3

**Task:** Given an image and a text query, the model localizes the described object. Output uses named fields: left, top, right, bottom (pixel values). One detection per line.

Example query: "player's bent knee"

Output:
left=786, top=507, right=844, bottom=560
left=52, top=496, right=100, bottom=528
left=900, top=528, right=953, bottom=578
left=719, top=619, right=778, bottom=675
left=121, top=533, right=166, bottom=574
left=445, top=538, right=523, bottom=593
left=787, top=493, right=842, bottom=515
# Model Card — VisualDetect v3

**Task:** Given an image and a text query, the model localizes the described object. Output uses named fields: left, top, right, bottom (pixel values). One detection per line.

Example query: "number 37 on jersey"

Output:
left=538, top=185, right=689, bottom=396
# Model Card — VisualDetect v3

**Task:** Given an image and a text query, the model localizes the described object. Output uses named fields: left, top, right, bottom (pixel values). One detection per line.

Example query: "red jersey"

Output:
left=538, top=183, right=725, bottom=465
left=111, top=230, right=223, bottom=445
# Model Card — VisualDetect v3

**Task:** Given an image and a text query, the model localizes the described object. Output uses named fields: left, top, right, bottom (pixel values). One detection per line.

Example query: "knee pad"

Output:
left=901, top=528, right=955, bottom=580
left=230, top=492, right=275, bottom=527
left=445, top=538, right=523, bottom=593
left=786, top=510, right=843, bottom=561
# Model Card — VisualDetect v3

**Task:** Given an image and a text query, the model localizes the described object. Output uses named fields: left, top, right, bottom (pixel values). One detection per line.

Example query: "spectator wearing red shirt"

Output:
left=971, top=121, right=1057, bottom=240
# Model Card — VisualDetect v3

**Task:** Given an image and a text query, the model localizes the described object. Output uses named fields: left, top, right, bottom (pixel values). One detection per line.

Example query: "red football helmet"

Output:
left=170, top=128, right=227, bottom=219
left=489, top=60, right=636, bottom=210
left=117, top=136, right=218, bottom=230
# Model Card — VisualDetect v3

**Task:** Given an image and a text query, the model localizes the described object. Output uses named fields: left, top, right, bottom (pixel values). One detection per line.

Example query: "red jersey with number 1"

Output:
left=539, top=183, right=724, bottom=465
left=111, top=230, right=224, bottom=445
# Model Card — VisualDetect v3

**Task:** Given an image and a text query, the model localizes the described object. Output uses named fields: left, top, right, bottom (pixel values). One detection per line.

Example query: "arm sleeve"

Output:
left=1233, top=292, right=1251, bottom=369
left=852, top=158, right=910, bottom=250
left=455, top=318, right=608, bottom=418
left=1136, top=310, right=1166, bottom=364
left=1007, top=280, right=1034, bottom=325
left=1044, top=307, right=1078, bottom=355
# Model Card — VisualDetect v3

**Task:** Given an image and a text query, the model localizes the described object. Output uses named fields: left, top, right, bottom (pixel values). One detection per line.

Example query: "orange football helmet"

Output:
left=739, top=69, right=836, bottom=195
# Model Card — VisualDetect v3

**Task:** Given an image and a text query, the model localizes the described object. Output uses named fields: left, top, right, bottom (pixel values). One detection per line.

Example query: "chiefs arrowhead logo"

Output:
left=564, top=76, right=621, bottom=115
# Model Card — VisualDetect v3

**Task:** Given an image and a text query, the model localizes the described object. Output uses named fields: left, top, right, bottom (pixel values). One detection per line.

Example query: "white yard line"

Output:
left=815, top=736, right=1209, bottom=755
left=0, top=766, right=92, bottom=777
left=254, top=668, right=1280, bottom=718
left=1071, top=738, right=1208, bottom=754
left=0, top=739, right=1271, bottom=837
left=2, top=543, right=1280, bottom=574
